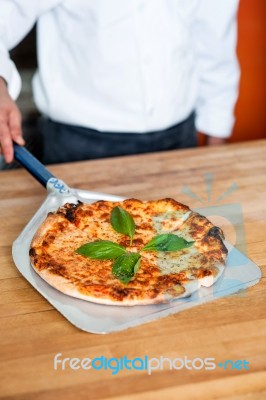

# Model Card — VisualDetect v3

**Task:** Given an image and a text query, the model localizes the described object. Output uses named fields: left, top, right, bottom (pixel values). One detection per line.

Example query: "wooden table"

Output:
left=0, top=140, right=265, bottom=399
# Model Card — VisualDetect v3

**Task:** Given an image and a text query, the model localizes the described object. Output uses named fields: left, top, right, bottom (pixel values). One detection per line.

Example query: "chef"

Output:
left=0, top=0, right=240, bottom=164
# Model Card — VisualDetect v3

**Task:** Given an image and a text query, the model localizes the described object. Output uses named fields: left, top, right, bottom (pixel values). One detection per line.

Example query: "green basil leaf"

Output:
left=110, top=206, right=136, bottom=245
left=142, top=234, right=194, bottom=252
left=76, top=240, right=126, bottom=260
left=112, top=252, right=141, bottom=284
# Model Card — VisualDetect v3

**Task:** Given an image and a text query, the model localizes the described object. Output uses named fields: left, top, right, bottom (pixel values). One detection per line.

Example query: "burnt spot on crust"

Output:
left=46, top=234, right=55, bottom=242
left=62, top=202, right=83, bottom=223
left=47, top=263, right=68, bottom=277
left=29, top=247, right=36, bottom=257
left=208, top=226, right=224, bottom=239
left=110, top=285, right=162, bottom=301
left=112, top=287, right=131, bottom=299
left=65, top=208, right=76, bottom=223
left=205, top=226, right=228, bottom=258
left=110, top=286, right=141, bottom=301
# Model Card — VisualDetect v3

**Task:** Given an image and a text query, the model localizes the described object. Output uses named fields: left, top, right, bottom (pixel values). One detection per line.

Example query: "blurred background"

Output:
left=232, top=0, right=265, bottom=143
left=4, top=0, right=266, bottom=163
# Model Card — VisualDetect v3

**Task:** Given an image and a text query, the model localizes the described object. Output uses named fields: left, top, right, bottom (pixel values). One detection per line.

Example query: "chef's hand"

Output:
left=0, top=77, right=24, bottom=163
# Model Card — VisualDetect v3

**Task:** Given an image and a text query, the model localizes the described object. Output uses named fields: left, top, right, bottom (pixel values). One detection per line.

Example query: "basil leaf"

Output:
left=112, top=252, right=141, bottom=284
left=142, top=234, right=194, bottom=252
left=110, top=206, right=136, bottom=245
left=76, top=240, right=126, bottom=260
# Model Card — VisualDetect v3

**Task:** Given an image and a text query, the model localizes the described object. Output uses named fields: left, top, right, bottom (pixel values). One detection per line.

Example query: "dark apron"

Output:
left=40, top=112, right=197, bottom=164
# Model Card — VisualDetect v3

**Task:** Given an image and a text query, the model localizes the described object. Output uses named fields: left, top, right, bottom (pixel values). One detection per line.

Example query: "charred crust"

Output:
left=112, top=287, right=130, bottom=298
left=53, top=202, right=84, bottom=222
left=220, top=241, right=228, bottom=257
left=29, top=247, right=36, bottom=257
left=110, top=286, right=141, bottom=300
left=61, top=201, right=83, bottom=212
left=48, top=263, right=67, bottom=277
left=65, top=208, right=76, bottom=223
left=206, top=226, right=228, bottom=257
left=208, top=226, right=224, bottom=239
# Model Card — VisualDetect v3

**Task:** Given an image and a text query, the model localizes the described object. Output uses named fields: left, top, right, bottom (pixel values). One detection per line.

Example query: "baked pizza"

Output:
left=29, top=198, right=227, bottom=306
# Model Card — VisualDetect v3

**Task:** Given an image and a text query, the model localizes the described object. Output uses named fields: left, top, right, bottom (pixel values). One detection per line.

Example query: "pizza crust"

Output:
left=31, top=267, right=182, bottom=305
left=31, top=262, right=225, bottom=306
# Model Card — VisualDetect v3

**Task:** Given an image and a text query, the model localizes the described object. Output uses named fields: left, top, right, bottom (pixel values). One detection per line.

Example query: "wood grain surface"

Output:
left=0, top=140, right=265, bottom=400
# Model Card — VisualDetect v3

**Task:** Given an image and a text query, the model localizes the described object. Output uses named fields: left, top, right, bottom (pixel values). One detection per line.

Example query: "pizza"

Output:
left=29, top=198, right=228, bottom=306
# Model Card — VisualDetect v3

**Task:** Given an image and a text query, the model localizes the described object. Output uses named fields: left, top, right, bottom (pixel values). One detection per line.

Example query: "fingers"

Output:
left=0, top=80, right=24, bottom=162
left=9, top=108, right=25, bottom=145
left=0, top=119, right=14, bottom=163
left=0, top=106, right=24, bottom=163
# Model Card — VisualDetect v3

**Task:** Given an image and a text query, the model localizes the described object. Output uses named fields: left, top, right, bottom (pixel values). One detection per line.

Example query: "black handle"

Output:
left=14, top=144, right=55, bottom=187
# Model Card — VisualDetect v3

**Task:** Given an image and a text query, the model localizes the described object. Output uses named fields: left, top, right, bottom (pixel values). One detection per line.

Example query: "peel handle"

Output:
left=13, top=144, right=55, bottom=187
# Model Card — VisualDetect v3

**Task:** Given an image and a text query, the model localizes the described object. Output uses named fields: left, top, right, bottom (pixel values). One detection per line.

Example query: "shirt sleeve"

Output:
left=0, top=0, right=62, bottom=99
left=193, top=0, right=240, bottom=138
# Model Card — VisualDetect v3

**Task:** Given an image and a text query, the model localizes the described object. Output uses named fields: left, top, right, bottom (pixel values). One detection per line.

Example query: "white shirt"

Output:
left=0, top=0, right=240, bottom=138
